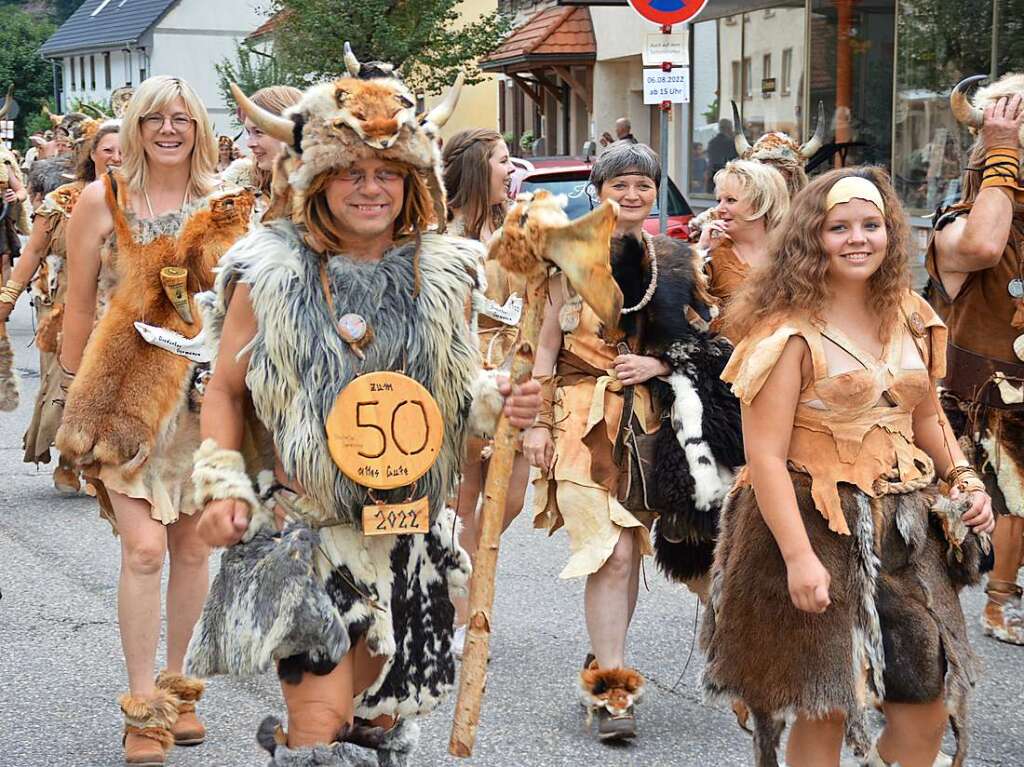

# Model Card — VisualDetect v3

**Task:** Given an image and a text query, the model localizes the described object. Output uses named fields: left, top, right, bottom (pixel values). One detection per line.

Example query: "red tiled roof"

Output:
left=247, top=10, right=292, bottom=42
left=482, top=7, right=595, bottom=66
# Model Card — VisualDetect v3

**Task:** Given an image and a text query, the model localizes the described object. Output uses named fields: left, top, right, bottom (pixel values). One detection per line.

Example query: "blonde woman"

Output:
left=58, top=76, right=254, bottom=766
left=699, top=159, right=789, bottom=337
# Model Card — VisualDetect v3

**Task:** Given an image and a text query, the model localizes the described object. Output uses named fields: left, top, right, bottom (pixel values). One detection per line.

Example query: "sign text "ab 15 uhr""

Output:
left=642, top=67, right=690, bottom=105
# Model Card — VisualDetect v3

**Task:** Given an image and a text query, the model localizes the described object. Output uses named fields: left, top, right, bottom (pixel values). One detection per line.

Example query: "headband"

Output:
left=825, top=176, right=885, bottom=214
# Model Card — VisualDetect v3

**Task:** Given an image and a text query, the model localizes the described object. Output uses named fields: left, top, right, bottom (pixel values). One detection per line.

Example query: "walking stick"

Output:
left=450, top=191, right=623, bottom=756
left=0, top=320, right=20, bottom=411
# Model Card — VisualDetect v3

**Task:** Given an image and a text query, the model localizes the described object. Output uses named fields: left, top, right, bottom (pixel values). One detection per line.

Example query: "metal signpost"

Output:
left=626, top=0, right=708, bottom=232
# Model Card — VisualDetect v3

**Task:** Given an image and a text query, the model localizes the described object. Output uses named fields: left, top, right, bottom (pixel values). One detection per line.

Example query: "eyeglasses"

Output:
left=335, top=168, right=405, bottom=187
left=140, top=113, right=195, bottom=132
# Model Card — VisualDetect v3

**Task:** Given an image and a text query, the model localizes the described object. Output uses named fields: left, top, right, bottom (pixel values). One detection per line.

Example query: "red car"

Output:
left=514, top=159, right=693, bottom=240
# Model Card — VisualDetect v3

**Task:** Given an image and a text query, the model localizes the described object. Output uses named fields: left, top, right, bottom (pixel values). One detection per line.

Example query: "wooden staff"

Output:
left=450, top=192, right=622, bottom=756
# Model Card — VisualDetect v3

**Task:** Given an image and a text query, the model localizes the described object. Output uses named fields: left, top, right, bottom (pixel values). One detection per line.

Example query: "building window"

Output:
left=69, top=57, right=75, bottom=90
left=140, top=66, right=147, bottom=83
left=104, top=52, right=111, bottom=89
left=79, top=57, right=86, bottom=90
left=690, top=5, right=806, bottom=199
left=90, top=55, right=96, bottom=90
left=762, top=53, right=773, bottom=97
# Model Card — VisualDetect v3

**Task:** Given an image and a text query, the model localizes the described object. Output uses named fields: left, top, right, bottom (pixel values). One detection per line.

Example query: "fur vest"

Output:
left=208, top=221, right=485, bottom=525
left=610, top=234, right=744, bottom=582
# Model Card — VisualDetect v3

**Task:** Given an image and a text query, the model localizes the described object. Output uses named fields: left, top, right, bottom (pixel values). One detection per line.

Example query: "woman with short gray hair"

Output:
left=524, top=141, right=741, bottom=742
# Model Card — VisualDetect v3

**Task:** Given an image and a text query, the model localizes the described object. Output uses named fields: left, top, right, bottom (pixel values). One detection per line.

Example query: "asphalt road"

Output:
left=1, top=297, right=1023, bottom=767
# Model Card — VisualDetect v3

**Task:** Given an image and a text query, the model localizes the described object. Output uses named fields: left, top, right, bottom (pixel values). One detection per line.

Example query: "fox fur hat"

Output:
left=229, top=44, right=463, bottom=229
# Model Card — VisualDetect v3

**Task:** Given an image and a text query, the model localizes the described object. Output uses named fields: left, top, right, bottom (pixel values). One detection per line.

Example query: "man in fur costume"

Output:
left=928, top=74, right=1024, bottom=645
left=189, top=60, right=541, bottom=766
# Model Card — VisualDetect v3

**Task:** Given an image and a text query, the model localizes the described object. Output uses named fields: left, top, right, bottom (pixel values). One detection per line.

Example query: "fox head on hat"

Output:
left=231, top=44, right=463, bottom=231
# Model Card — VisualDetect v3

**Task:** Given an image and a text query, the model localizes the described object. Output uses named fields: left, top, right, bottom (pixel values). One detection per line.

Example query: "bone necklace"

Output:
left=143, top=185, right=191, bottom=219
left=621, top=231, right=658, bottom=314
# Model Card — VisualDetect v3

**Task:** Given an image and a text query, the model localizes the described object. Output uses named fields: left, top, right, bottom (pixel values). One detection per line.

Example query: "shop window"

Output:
left=891, top=0, right=1022, bottom=215
left=690, top=4, right=807, bottom=198
left=808, top=0, right=895, bottom=176
left=781, top=48, right=793, bottom=95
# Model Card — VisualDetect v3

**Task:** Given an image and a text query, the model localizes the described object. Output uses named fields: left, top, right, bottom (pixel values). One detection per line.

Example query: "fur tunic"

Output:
left=195, top=221, right=483, bottom=719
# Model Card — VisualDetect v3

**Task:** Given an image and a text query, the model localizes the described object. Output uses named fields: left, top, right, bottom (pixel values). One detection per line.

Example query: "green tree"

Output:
left=54, top=0, right=88, bottom=23
left=216, top=43, right=301, bottom=127
left=0, top=8, right=56, bottom=143
left=265, top=0, right=512, bottom=95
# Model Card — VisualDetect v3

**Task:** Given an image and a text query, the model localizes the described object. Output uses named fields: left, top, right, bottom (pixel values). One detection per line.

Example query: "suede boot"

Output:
left=119, top=689, right=178, bottom=766
left=256, top=716, right=377, bottom=767
left=155, top=670, right=206, bottom=746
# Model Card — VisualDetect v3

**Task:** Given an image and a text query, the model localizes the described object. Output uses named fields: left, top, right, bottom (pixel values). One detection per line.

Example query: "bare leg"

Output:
left=990, top=514, right=1024, bottom=584
left=164, top=510, right=210, bottom=673
left=785, top=710, right=845, bottom=767
left=585, top=529, right=637, bottom=669
left=877, top=699, right=947, bottom=767
left=111, top=490, right=167, bottom=696
left=281, top=638, right=389, bottom=747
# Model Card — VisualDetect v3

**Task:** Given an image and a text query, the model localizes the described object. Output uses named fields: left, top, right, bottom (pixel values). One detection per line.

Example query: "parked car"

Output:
left=514, top=160, right=693, bottom=239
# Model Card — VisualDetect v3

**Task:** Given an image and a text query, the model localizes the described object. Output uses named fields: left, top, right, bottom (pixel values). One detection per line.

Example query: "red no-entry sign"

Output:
left=627, top=0, right=708, bottom=26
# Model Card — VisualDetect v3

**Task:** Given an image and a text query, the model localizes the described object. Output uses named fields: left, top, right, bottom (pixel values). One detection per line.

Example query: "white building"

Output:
left=39, top=0, right=268, bottom=135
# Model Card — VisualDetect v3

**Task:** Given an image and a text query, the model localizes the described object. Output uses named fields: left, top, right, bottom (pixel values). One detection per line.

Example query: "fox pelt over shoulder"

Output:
left=57, top=174, right=254, bottom=473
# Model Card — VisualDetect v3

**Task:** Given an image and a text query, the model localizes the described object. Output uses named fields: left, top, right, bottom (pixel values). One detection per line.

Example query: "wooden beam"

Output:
left=509, top=73, right=544, bottom=108
left=533, top=71, right=564, bottom=103
left=552, top=66, right=592, bottom=113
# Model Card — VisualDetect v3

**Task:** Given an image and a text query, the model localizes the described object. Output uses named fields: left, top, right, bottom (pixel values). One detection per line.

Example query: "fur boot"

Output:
left=579, top=662, right=644, bottom=740
left=256, top=716, right=376, bottom=767
left=119, top=689, right=178, bottom=766
left=347, top=719, right=420, bottom=767
left=155, top=670, right=206, bottom=746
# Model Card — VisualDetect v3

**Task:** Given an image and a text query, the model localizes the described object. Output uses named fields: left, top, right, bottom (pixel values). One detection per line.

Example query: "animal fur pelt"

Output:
left=701, top=474, right=984, bottom=767
left=579, top=662, right=645, bottom=717
left=27, top=156, right=72, bottom=199
left=609, top=234, right=743, bottom=582
left=206, top=220, right=484, bottom=525
left=185, top=516, right=351, bottom=678
left=57, top=173, right=254, bottom=473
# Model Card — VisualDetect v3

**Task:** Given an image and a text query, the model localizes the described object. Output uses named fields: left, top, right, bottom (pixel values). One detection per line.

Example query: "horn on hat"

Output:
left=423, top=72, right=465, bottom=130
left=731, top=101, right=751, bottom=156
left=950, top=75, right=986, bottom=128
left=344, top=42, right=361, bottom=77
left=799, top=101, right=828, bottom=158
left=42, top=104, right=63, bottom=128
left=229, top=82, right=294, bottom=145
left=0, top=86, right=13, bottom=120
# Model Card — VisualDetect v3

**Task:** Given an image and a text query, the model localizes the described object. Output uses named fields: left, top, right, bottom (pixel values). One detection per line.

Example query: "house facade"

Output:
left=40, top=0, right=267, bottom=135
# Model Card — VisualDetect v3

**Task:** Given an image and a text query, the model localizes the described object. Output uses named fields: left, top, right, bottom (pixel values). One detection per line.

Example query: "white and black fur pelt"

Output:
left=611, top=234, right=743, bottom=582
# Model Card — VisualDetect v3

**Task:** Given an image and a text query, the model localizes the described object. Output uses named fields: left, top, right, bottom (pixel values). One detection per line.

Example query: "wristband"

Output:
left=979, top=147, right=1022, bottom=191
left=192, top=439, right=271, bottom=541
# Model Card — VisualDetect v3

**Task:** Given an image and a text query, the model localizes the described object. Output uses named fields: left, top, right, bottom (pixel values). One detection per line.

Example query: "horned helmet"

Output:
left=950, top=73, right=1024, bottom=148
left=230, top=42, right=463, bottom=230
left=731, top=101, right=828, bottom=195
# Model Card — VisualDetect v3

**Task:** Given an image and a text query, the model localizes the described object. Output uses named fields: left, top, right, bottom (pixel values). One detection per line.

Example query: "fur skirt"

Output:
left=277, top=504, right=472, bottom=720
left=700, top=472, right=984, bottom=764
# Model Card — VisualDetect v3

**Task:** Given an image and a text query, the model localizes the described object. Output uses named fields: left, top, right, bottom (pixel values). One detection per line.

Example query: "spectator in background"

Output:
left=599, top=117, right=639, bottom=147
left=691, top=142, right=707, bottom=193
left=706, top=118, right=738, bottom=192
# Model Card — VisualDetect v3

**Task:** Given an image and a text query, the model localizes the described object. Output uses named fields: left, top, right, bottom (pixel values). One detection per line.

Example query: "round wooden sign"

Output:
left=326, top=371, right=444, bottom=490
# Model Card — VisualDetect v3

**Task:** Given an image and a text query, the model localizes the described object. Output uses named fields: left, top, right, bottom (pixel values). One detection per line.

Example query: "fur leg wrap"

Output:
left=119, top=688, right=178, bottom=750
left=468, top=369, right=504, bottom=438
left=347, top=719, right=421, bottom=767
left=578, top=662, right=644, bottom=720
left=155, top=670, right=205, bottom=712
left=192, top=438, right=272, bottom=540
left=0, top=331, right=20, bottom=412
left=256, top=716, right=378, bottom=767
